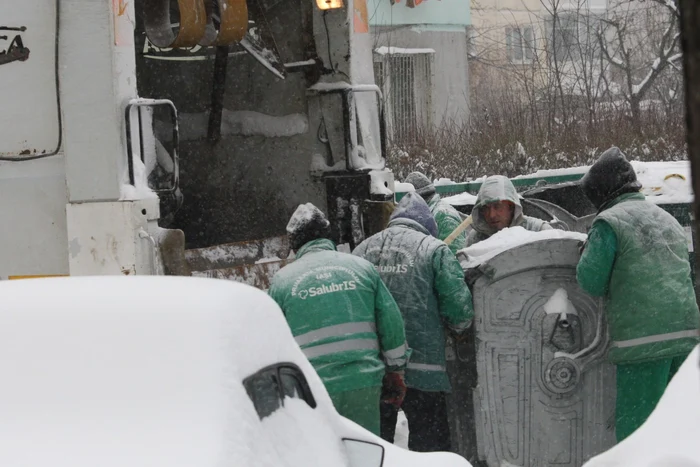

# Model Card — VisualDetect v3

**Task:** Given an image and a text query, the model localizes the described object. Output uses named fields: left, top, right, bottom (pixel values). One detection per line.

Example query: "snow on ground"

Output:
left=459, top=227, right=587, bottom=269
left=583, top=345, right=700, bottom=467
left=394, top=411, right=409, bottom=450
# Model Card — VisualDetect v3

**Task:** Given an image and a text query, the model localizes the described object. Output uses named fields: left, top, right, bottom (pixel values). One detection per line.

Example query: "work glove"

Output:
left=381, top=371, right=407, bottom=408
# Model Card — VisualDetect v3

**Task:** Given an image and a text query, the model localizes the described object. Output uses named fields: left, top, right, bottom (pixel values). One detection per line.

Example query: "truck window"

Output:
left=244, top=364, right=317, bottom=419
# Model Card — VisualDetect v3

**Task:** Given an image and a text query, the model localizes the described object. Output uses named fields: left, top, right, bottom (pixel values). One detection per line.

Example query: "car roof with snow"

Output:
left=0, top=276, right=344, bottom=467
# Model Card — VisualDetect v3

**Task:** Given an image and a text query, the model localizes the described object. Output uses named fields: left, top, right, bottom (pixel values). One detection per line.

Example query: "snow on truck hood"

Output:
left=583, top=345, right=700, bottom=467
left=0, top=276, right=340, bottom=467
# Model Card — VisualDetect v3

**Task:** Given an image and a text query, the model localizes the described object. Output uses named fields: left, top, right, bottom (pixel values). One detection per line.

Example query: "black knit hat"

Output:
left=581, top=147, right=642, bottom=209
left=286, top=203, right=332, bottom=251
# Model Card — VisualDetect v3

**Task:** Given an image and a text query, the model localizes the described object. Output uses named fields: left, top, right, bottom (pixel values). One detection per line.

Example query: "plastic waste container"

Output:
left=449, top=238, right=617, bottom=466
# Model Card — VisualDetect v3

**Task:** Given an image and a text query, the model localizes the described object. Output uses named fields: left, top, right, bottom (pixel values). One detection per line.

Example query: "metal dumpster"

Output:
left=448, top=238, right=617, bottom=467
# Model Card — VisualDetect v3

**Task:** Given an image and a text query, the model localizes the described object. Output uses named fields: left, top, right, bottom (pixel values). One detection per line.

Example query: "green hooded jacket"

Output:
left=268, top=238, right=411, bottom=395
left=467, top=175, right=551, bottom=246
left=353, top=193, right=474, bottom=392
left=576, top=192, right=700, bottom=363
left=428, top=194, right=467, bottom=254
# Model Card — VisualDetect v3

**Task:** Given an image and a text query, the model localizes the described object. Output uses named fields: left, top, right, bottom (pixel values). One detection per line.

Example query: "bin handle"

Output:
left=554, top=298, right=607, bottom=372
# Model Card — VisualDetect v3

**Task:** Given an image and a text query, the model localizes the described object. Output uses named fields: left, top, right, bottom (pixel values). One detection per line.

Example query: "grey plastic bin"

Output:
left=448, top=238, right=617, bottom=466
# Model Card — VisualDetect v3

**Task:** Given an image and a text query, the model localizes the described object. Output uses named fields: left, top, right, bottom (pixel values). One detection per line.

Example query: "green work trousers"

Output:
left=615, top=355, right=686, bottom=442
left=330, top=386, right=382, bottom=436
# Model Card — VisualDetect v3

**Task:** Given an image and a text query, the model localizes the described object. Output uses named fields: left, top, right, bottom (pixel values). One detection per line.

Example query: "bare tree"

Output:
left=599, top=0, right=681, bottom=133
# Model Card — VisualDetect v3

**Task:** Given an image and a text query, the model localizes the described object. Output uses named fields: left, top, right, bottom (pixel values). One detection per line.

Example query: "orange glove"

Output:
left=381, top=372, right=407, bottom=408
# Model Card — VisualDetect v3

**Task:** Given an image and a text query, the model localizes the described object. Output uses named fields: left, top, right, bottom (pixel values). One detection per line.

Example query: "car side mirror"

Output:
left=343, top=439, right=384, bottom=467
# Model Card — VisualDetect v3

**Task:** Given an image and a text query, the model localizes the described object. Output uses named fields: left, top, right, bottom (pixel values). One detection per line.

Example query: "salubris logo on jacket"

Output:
left=377, top=264, right=409, bottom=274
left=290, top=265, right=363, bottom=301
left=297, top=281, right=357, bottom=300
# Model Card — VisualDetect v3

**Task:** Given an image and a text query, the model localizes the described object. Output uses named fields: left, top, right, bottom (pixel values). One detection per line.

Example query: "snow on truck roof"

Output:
left=0, top=276, right=333, bottom=467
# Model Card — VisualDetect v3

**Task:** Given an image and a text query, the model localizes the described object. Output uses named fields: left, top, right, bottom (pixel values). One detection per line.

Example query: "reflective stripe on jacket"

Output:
left=269, top=238, right=411, bottom=394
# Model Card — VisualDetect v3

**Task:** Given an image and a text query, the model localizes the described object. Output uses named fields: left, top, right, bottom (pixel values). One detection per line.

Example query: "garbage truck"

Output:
left=0, top=0, right=394, bottom=281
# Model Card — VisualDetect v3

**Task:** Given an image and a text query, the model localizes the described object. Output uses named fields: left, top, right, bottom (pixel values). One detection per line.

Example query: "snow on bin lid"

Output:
left=0, top=276, right=325, bottom=467
left=583, top=345, right=700, bottom=467
left=443, top=192, right=478, bottom=206
left=631, top=160, right=693, bottom=204
left=514, top=160, right=693, bottom=205
left=459, top=227, right=587, bottom=269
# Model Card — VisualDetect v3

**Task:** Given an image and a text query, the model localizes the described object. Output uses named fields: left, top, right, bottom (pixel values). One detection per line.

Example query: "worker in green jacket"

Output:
left=268, top=203, right=411, bottom=436
left=467, top=175, right=552, bottom=246
left=404, top=172, right=467, bottom=254
left=353, top=192, right=474, bottom=452
left=576, top=147, right=700, bottom=442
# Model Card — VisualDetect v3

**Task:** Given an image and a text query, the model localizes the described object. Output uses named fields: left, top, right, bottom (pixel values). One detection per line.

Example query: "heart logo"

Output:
left=298, top=290, right=309, bottom=300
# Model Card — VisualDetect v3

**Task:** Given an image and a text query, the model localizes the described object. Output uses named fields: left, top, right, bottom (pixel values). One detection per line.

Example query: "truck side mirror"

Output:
left=342, top=439, right=384, bottom=467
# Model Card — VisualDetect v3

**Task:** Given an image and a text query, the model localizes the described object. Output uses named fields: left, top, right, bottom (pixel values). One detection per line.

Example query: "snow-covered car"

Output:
left=0, top=276, right=469, bottom=467
left=583, top=345, right=700, bottom=467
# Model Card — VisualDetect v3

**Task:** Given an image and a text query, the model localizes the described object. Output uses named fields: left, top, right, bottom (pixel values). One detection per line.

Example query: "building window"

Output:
left=547, top=13, right=579, bottom=62
left=506, top=26, right=534, bottom=64
left=373, top=49, right=433, bottom=143
left=546, top=12, right=603, bottom=62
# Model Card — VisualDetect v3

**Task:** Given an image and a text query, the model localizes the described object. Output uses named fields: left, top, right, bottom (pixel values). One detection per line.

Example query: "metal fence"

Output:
left=374, top=51, right=433, bottom=143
